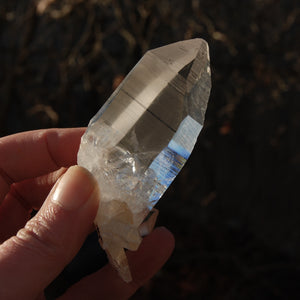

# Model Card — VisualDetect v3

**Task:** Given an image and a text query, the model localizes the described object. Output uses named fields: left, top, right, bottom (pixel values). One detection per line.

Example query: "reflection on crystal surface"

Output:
left=78, top=39, right=211, bottom=282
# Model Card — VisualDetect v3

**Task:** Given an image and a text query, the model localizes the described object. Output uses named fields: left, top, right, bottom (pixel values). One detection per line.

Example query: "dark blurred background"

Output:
left=0, top=0, right=299, bottom=299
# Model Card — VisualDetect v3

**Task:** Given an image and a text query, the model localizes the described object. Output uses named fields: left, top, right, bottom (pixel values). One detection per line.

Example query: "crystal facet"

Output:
left=77, top=39, right=211, bottom=282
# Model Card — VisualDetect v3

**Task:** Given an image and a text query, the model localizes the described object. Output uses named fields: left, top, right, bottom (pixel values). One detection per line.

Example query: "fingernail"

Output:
left=51, top=166, right=99, bottom=210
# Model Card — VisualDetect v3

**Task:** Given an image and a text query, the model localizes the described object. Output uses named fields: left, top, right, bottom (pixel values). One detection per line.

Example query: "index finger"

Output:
left=0, top=128, right=85, bottom=201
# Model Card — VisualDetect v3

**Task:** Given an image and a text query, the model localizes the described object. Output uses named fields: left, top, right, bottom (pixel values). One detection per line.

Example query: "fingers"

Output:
left=0, top=166, right=99, bottom=300
left=0, top=128, right=85, bottom=203
left=0, top=192, right=30, bottom=244
left=60, top=227, right=175, bottom=300
left=11, top=168, right=67, bottom=210
left=0, top=168, right=67, bottom=243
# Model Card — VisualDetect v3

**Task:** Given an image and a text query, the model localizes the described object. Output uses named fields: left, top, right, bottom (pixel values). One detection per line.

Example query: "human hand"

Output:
left=0, top=128, right=175, bottom=300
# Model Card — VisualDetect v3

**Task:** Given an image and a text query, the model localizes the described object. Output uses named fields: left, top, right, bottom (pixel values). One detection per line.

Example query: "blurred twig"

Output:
left=0, top=2, right=37, bottom=135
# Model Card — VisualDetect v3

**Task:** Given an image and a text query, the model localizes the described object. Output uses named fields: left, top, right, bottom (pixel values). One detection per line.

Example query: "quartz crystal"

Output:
left=77, top=39, right=211, bottom=282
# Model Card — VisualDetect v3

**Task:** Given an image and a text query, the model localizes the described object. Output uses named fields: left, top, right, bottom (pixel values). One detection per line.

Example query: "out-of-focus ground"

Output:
left=1, top=0, right=299, bottom=299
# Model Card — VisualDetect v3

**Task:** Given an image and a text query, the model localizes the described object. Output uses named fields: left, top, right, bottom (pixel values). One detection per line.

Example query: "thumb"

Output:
left=0, top=166, right=99, bottom=300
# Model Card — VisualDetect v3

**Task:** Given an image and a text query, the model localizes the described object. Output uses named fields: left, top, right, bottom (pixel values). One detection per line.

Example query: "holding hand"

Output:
left=0, top=128, right=174, bottom=300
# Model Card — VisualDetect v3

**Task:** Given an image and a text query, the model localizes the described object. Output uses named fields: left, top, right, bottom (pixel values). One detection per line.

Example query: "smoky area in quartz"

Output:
left=77, top=38, right=211, bottom=282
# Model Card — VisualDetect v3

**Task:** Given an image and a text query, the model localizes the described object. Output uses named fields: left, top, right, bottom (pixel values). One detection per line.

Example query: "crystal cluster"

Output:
left=77, top=39, right=211, bottom=282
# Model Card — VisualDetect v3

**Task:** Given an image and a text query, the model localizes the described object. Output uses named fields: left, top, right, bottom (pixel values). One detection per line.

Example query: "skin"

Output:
left=0, top=128, right=175, bottom=300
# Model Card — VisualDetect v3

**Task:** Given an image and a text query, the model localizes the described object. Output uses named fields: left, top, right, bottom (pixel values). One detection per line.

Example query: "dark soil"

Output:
left=1, top=0, right=299, bottom=299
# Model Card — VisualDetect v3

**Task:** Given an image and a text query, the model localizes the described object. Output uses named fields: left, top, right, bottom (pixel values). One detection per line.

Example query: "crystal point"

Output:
left=78, top=39, right=211, bottom=282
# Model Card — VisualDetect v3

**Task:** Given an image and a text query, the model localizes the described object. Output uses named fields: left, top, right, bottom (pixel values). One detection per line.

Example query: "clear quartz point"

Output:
left=77, top=38, right=211, bottom=282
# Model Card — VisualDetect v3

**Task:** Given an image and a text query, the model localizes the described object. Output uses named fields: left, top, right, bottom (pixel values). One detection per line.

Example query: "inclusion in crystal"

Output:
left=77, top=38, right=211, bottom=282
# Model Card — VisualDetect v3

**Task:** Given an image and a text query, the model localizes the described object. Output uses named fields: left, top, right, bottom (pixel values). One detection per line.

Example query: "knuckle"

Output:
left=13, top=209, right=65, bottom=262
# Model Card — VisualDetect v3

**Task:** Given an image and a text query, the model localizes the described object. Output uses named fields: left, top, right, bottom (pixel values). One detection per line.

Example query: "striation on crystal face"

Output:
left=77, top=39, right=211, bottom=282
